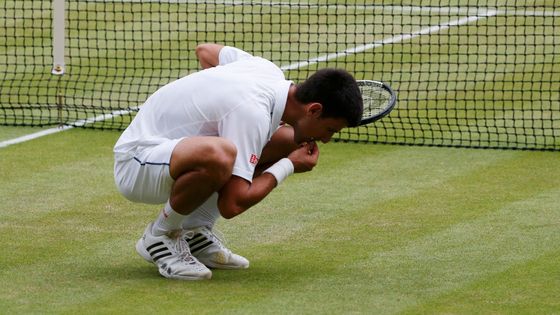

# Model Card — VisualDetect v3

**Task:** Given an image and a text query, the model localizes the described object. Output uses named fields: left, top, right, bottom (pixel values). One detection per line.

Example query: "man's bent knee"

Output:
left=205, top=139, right=237, bottom=184
left=169, top=137, right=237, bottom=182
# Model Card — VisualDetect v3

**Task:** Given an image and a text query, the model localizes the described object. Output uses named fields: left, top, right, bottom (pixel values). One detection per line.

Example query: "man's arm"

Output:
left=217, top=142, right=319, bottom=219
left=195, top=43, right=224, bottom=69
left=217, top=175, right=276, bottom=219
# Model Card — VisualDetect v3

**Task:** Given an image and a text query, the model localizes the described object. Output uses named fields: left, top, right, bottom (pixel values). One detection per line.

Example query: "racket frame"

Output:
left=357, top=80, right=397, bottom=126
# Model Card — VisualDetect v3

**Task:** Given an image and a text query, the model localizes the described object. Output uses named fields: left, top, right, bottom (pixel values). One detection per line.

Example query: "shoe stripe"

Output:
left=146, top=241, right=171, bottom=261
left=190, top=243, right=212, bottom=255
left=187, top=234, right=207, bottom=246
left=152, top=252, right=172, bottom=262
left=149, top=247, right=168, bottom=256
left=190, top=240, right=213, bottom=254
left=146, top=241, right=165, bottom=252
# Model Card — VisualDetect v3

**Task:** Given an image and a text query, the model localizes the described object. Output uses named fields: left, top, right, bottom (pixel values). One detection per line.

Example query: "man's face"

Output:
left=292, top=114, right=348, bottom=144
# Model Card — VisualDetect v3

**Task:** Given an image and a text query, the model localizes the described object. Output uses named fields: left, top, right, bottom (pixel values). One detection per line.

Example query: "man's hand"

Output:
left=287, top=141, right=319, bottom=173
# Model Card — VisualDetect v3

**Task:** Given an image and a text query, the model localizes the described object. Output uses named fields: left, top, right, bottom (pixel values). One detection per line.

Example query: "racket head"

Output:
left=357, top=80, right=397, bottom=126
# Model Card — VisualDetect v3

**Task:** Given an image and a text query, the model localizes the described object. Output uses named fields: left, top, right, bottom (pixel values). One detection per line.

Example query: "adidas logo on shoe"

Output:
left=185, top=226, right=249, bottom=270
left=135, top=223, right=212, bottom=280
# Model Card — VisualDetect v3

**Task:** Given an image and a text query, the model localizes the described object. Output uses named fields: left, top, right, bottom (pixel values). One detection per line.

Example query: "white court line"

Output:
left=0, top=10, right=497, bottom=149
left=0, top=126, right=74, bottom=149
left=0, top=108, right=137, bottom=148
left=281, top=10, right=498, bottom=70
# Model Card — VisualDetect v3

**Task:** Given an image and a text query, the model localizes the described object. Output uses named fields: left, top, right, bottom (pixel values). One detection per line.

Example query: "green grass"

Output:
left=1, top=128, right=559, bottom=314
left=1, top=1, right=559, bottom=311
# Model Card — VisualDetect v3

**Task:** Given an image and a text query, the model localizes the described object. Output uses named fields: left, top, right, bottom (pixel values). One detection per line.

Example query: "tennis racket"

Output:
left=357, top=80, right=397, bottom=126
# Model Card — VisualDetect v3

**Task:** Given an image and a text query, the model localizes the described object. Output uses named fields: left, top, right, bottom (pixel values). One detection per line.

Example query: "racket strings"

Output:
left=361, top=87, right=392, bottom=116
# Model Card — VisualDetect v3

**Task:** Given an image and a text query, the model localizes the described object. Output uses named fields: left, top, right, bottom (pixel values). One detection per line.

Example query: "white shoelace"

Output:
left=205, top=227, right=232, bottom=253
left=172, top=231, right=198, bottom=265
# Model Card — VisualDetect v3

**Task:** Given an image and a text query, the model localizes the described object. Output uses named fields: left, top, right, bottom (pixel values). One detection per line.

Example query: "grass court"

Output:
left=1, top=0, right=559, bottom=313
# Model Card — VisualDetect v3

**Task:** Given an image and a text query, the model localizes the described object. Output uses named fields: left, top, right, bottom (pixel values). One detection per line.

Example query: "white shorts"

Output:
left=114, top=138, right=182, bottom=204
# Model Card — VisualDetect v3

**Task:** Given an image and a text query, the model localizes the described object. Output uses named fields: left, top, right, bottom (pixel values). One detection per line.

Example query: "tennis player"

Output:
left=113, top=44, right=363, bottom=280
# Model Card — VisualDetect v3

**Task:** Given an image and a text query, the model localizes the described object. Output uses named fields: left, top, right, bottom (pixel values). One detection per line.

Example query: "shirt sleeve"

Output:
left=219, top=105, right=270, bottom=183
left=218, top=46, right=255, bottom=65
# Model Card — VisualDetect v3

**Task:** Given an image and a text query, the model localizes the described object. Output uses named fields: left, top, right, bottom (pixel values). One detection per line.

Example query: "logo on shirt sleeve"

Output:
left=249, top=154, right=259, bottom=165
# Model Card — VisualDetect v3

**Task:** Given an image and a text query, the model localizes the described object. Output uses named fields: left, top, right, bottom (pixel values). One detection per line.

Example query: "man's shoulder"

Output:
left=219, top=46, right=255, bottom=64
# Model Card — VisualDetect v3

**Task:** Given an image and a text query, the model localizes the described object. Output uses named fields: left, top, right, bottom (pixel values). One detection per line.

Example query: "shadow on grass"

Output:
left=89, top=251, right=329, bottom=288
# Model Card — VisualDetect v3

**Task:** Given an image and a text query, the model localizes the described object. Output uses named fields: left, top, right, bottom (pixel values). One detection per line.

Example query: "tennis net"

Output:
left=1, top=1, right=559, bottom=150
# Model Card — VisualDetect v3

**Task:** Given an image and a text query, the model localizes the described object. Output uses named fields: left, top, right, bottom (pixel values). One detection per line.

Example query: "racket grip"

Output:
left=264, top=158, right=294, bottom=186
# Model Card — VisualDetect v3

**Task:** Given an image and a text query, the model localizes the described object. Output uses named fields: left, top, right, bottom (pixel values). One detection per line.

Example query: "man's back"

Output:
left=115, top=49, right=289, bottom=154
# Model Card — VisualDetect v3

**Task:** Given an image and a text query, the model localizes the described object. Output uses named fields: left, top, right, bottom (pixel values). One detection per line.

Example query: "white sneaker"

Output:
left=185, top=226, right=250, bottom=270
left=135, top=223, right=212, bottom=280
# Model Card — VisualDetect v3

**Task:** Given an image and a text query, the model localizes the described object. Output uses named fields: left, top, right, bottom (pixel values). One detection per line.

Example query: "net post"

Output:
left=52, top=0, right=65, bottom=75
left=52, top=0, right=65, bottom=126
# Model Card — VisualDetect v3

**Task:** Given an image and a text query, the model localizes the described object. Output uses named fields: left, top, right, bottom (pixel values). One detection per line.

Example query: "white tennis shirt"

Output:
left=114, top=46, right=292, bottom=182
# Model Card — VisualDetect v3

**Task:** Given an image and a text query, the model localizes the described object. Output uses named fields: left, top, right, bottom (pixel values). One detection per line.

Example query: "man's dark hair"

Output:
left=295, top=68, right=363, bottom=127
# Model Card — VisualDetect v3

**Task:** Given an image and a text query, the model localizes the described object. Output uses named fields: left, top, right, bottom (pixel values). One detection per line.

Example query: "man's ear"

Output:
left=307, top=102, right=323, bottom=118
